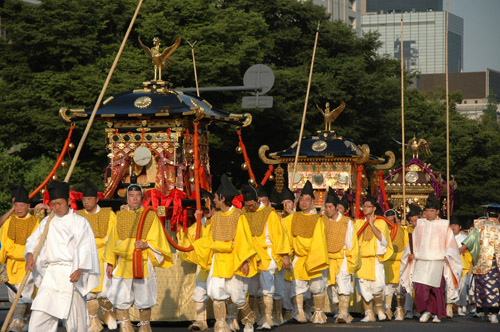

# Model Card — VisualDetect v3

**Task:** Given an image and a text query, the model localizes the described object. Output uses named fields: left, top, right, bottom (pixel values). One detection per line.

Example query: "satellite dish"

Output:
left=243, top=64, right=274, bottom=94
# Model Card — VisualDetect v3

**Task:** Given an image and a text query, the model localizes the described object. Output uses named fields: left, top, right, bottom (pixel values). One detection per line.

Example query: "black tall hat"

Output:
left=82, top=179, right=98, bottom=197
left=256, top=184, right=268, bottom=198
left=425, top=192, right=440, bottom=210
left=300, top=180, right=314, bottom=197
left=269, top=186, right=281, bottom=205
left=200, top=188, right=215, bottom=208
left=242, top=184, right=258, bottom=202
left=8, top=183, right=29, bottom=204
left=338, top=194, right=349, bottom=209
left=407, top=204, right=421, bottom=218
left=47, top=181, right=69, bottom=200
left=280, top=187, right=295, bottom=202
left=216, top=174, right=240, bottom=197
left=325, top=187, right=340, bottom=205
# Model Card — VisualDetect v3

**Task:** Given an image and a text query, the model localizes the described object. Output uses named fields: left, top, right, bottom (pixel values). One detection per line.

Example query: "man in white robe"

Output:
left=25, top=181, right=100, bottom=332
left=400, top=193, right=462, bottom=323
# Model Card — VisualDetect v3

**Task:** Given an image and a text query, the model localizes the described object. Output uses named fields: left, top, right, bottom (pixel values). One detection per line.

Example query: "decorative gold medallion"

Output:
left=312, top=140, right=327, bottom=152
left=405, top=171, right=418, bottom=183
left=338, top=172, right=349, bottom=184
left=134, top=96, right=152, bottom=109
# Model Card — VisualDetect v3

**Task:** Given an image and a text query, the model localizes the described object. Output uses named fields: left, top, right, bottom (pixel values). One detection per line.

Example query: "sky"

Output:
left=449, top=0, right=500, bottom=72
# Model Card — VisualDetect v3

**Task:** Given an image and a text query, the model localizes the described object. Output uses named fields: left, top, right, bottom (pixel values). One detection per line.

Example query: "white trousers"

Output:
left=283, top=280, right=293, bottom=310
left=248, top=268, right=286, bottom=299
left=193, top=269, right=208, bottom=303
left=207, top=273, right=249, bottom=306
left=8, top=275, right=35, bottom=304
left=291, top=270, right=328, bottom=297
left=87, top=270, right=112, bottom=300
left=327, top=270, right=353, bottom=304
left=107, top=260, right=157, bottom=310
left=29, top=288, right=86, bottom=332
left=384, top=283, right=403, bottom=297
left=357, top=260, right=385, bottom=302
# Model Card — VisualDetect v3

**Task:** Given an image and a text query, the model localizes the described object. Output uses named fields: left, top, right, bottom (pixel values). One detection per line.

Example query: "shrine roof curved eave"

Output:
left=62, top=90, right=244, bottom=125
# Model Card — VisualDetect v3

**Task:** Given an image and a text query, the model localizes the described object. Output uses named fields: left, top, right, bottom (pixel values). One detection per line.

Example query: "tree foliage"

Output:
left=1, top=0, right=499, bottom=220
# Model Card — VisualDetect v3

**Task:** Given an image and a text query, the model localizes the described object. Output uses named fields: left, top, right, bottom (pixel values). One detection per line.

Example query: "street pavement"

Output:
left=0, top=308, right=499, bottom=332
left=0, top=285, right=499, bottom=331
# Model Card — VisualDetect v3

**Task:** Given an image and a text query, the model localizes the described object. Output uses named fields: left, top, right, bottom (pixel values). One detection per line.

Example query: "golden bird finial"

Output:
left=138, top=35, right=182, bottom=81
left=315, top=101, right=345, bottom=131
left=406, top=135, right=432, bottom=158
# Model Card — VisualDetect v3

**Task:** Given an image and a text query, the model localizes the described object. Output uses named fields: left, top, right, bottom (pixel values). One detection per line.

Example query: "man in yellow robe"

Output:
left=75, top=180, right=117, bottom=332
left=282, top=180, right=329, bottom=324
left=355, top=196, right=393, bottom=322
left=177, top=189, right=216, bottom=331
left=382, top=209, right=408, bottom=321
left=0, top=184, right=39, bottom=331
left=104, top=184, right=172, bottom=332
left=193, top=175, right=258, bottom=332
left=242, top=184, right=291, bottom=329
left=323, top=188, right=360, bottom=324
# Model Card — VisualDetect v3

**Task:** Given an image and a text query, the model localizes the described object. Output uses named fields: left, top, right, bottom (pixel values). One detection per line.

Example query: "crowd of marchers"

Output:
left=0, top=176, right=498, bottom=332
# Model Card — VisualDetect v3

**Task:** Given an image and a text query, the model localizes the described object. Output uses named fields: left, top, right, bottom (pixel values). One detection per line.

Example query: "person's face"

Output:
left=282, top=200, right=294, bottom=214
left=299, top=194, right=313, bottom=212
left=385, top=214, right=396, bottom=223
left=325, top=203, right=337, bottom=219
left=214, top=193, right=222, bottom=209
left=127, top=190, right=143, bottom=209
left=14, top=202, right=29, bottom=218
left=337, top=204, right=346, bottom=215
left=82, top=196, right=99, bottom=213
left=244, top=200, right=259, bottom=212
left=362, top=201, right=376, bottom=217
left=50, top=198, right=70, bottom=217
left=258, top=196, right=270, bottom=207
left=450, top=223, right=461, bottom=235
left=409, top=215, right=419, bottom=227
left=425, top=208, right=439, bottom=221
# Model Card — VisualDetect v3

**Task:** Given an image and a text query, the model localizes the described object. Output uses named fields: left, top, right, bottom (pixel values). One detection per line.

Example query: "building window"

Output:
left=475, top=100, right=478, bottom=104
left=464, top=100, right=467, bottom=104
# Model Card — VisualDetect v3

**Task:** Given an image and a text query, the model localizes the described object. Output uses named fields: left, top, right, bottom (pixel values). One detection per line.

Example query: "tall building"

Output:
left=418, top=69, right=500, bottom=120
left=360, top=0, right=463, bottom=74
left=311, top=0, right=362, bottom=36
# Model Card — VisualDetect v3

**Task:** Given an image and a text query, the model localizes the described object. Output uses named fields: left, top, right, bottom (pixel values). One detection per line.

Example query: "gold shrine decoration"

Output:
left=288, top=162, right=351, bottom=190
left=315, top=101, right=345, bottom=131
left=138, top=35, right=182, bottom=81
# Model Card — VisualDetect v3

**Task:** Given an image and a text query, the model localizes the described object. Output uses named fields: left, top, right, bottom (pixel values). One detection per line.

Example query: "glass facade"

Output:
left=361, top=11, right=463, bottom=74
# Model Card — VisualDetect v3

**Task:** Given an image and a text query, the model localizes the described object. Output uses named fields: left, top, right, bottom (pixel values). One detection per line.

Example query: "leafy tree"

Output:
left=1, top=0, right=500, bottom=221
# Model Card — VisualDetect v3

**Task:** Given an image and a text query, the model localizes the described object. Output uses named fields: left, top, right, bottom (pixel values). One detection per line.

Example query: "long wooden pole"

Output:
left=0, top=212, right=54, bottom=332
left=188, top=41, right=200, bottom=97
left=64, top=0, right=145, bottom=183
left=401, top=17, right=407, bottom=222
left=291, top=22, right=320, bottom=190
left=2, top=1, right=145, bottom=329
left=445, top=0, right=450, bottom=219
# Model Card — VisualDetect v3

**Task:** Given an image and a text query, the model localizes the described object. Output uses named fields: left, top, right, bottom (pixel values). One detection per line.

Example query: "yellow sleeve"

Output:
left=193, top=223, right=214, bottom=271
left=376, top=219, right=394, bottom=262
left=233, top=215, right=258, bottom=278
left=103, top=220, right=119, bottom=266
left=0, top=217, right=12, bottom=265
left=304, top=217, right=329, bottom=274
left=269, top=211, right=291, bottom=257
left=346, top=222, right=361, bottom=274
left=146, top=214, right=173, bottom=269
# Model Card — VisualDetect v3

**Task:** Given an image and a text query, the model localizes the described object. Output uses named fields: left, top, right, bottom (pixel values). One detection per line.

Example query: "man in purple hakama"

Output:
left=400, top=193, right=462, bottom=323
